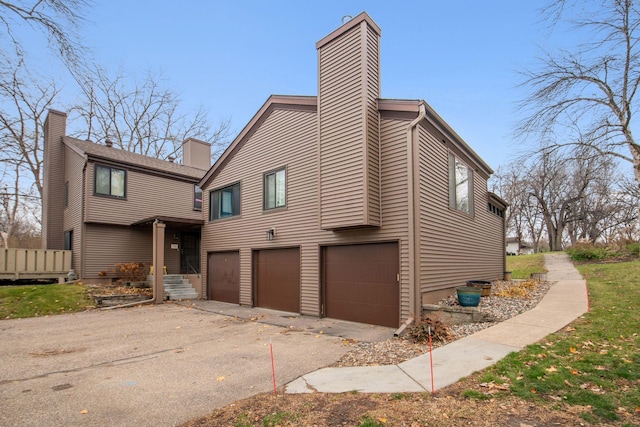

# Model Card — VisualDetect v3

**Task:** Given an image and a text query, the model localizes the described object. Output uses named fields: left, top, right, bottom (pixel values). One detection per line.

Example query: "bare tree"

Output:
left=518, top=0, right=640, bottom=214
left=70, top=66, right=232, bottom=161
left=0, top=59, right=59, bottom=199
left=0, top=0, right=88, bottom=69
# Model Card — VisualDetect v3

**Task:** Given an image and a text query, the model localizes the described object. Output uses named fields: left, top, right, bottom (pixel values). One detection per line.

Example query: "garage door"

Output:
left=323, top=242, right=399, bottom=327
left=254, top=248, right=300, bottom=313
left=208, top=251, right=239, bottom=304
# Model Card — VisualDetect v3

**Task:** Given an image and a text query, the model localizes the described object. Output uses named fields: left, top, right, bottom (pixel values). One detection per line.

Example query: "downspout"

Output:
left=405, top=103, right=426, bottom=324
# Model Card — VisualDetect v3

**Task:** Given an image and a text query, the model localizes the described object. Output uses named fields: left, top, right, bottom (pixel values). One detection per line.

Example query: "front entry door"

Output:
left=180, top=232, right=200, bottom=274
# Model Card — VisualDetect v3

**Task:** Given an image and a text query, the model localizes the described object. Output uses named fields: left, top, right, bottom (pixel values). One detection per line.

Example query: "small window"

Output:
left=448, top=153, right=474, bottom=215
left=64, top=181, right=69, bottom=208
left=63, top=230, right=73, bottom=251
left=264, top=167, right=286, bottom=210
left=94, top=164, right=126, bottom=198
left=194, top=185, right=203, bottom=211
left=209, top=182, right=240, bottom=220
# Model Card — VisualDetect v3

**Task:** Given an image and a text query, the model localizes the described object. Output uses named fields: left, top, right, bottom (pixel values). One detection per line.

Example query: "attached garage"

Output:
left=322, top=242, right=400, bottom=328
left=254, top=247, right=300, bottom=313
left=207, top=251, right=240, bottom=304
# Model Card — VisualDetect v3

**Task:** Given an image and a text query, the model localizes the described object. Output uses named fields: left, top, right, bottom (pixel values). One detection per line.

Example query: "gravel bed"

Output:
left=331, top=279, right=554, bottom=367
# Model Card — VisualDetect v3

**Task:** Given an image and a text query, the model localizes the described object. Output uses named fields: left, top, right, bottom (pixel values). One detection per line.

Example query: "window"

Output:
left=64, top=181, right=69, bottom=208
left=194, top=185, right=203, bottom=211
left=95, top=164, right=126, bottom=198
left=264, top=167, right=286, bottom=210
left=488, top=202, right=504, bottom=218
left=63, top=230, right=73, bottom=251
left=448, top=153, right=474, bottom=215
left=209, top=182, right=240, bottom=220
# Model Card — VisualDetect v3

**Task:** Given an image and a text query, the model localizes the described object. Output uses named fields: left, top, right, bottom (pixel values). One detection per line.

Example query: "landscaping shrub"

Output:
left=566, top=242, right=608, bottom=261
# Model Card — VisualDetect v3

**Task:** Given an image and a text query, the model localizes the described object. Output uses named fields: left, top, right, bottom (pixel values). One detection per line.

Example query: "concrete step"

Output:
left=168, top=290, right=198, bottom=300
left=147, top=274, right=198, bottom=300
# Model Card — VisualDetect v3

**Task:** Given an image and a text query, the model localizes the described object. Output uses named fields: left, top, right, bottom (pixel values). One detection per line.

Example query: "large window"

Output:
left=448, top=153, right=474, bottom=215
left=95, top=164, right=126, bottom=198
left=264, top=167, right=286, bottom=210
left=209, top=182, right=240, bottom=220
left=194, top=185, right=203, bottom=211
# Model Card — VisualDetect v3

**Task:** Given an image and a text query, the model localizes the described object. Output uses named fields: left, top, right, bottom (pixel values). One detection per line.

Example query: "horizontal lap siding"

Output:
left=201, top=110, right=410, bottom=321
left=417, top=126, right=503, bottom=295
left=82, top=224, right=182, bottom=279
left=319, top=22, right=380, bottom=229
left=85, top=164, right=201, bottom=225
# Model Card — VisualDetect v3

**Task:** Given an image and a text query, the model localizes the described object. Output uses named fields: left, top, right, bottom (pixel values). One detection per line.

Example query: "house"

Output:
left=42, top=110, right=210, bottom=291
left=42, top=12, right=506, bottom=328
left=506, top=237, right=534, bottom=255
left=197, top=12, right=507, bottom=328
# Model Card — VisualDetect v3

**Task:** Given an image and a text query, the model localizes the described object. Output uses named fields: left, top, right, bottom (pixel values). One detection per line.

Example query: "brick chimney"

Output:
left=42, top=110, right=67, bottom=249
left=317, top=12, right=382, bottom=229
left=182, top=138, right=212, bottom=170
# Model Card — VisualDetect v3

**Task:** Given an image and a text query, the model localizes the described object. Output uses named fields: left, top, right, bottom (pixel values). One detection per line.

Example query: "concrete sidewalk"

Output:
left=285, top=253, right=589, bottom=394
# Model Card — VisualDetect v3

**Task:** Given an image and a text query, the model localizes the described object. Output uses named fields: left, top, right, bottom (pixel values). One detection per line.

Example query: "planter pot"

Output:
left=466, top=280, right=492, bottom=297
left=504, top=271, right=512, bottom=281
left=456, top=286, right=482, bottom=307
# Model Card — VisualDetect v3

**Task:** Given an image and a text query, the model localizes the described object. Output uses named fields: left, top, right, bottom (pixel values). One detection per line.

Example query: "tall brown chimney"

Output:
left=42, top=110, right=68, bottom=249
left=317, top=12, right=382, bottom=229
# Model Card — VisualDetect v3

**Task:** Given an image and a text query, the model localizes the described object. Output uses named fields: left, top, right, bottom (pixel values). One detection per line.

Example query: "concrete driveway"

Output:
left=0, top=302, right=394, bottom=426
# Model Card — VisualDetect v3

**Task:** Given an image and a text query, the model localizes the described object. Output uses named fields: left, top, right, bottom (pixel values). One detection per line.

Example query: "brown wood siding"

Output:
left=254, top=247, right=300, bottom=313
left=417, top=125, right=503, bottom=297
left=365, top=24, right=381, bottom=226
left=42, top=111, right=67, bottom=249
left=318, top=21, right=380, bottom=229
left=63, top=148, right=85, bottom=275
left=200, top=109, right=411, bottom=321
left=82, top=224, right=152, bottom=278
left=85, top=163, right=201, bottom=226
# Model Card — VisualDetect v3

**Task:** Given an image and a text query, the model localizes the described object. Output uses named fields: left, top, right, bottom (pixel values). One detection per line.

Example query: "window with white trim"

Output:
left=263, top=167, right=286, bottom=210
left=448, top=153, right=474, bottom=215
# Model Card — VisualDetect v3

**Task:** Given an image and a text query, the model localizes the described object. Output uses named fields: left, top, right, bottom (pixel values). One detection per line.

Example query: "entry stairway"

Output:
left=148, top=274, right=198, bottom=300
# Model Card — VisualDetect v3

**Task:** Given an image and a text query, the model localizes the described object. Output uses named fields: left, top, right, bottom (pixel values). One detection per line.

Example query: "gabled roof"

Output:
left=63, top=137, right=205, bottom=181
left=199, top=96, right=493, bottom=188
left=199, top=95, right=317, bottom=188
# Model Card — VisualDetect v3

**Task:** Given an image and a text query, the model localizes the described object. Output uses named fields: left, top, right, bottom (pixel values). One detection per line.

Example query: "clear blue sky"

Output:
left=31, top=1, right=569, bottom=171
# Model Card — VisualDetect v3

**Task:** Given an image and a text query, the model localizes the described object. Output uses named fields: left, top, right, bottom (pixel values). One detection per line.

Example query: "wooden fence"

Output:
left=0, top=248, right=72, bottom=282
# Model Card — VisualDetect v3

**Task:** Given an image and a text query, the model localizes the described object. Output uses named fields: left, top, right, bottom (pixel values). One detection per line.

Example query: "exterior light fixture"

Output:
left=266, top=228, right=276, bottom=241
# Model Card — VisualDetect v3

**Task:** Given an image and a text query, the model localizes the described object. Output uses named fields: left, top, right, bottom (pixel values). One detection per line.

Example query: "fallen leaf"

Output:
left=565, top=326, right=575, bottom=332
left=571, top=369, right=579, bottom=375
left=484, top=356, right=493, bottom=360
left=80, top=409, right=88, bottom=414
left=564, top=380, right=573, bottom=387
left=216, top=376, right=225, bottom=382
left=378, top=417, right=387, bottom=423
left=569, top=347, right=578, bottom=353
left=546, top=366, right=557, bottom=373
left=530, top=388, right=537, bottom=394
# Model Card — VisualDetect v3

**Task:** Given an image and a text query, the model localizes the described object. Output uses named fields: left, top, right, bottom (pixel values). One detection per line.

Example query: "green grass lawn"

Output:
left=0, top=283, right=94, bottom=319
left=506, top=253, right=547, bottom=279
left=474, top=259, right=640, bottom=424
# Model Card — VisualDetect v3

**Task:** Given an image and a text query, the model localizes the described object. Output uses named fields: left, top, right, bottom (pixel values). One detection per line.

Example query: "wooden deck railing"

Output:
left=0, top=248, right=72, bottom=282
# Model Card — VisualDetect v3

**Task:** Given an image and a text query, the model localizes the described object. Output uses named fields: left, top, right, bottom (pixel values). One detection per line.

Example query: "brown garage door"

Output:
left=208, top=251, right=239, bottom=304
left=254, top=248, right=300, bottom=313
left=323, top=242, right=399, bottom=328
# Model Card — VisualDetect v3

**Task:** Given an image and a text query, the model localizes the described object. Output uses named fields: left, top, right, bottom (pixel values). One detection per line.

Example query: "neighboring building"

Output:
left=506, top=237, right=535, bottom=255
left=197, top=12, right=507, bottom=328
left=42, top=109, right=210, bottom=286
